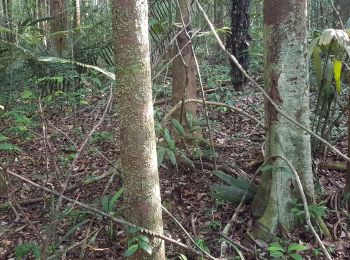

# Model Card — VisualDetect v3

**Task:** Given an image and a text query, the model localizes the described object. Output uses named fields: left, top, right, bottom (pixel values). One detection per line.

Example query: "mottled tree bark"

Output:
left=227, top=0, right=250, bottom=91
left=250, top=0, right=314, bottom=240
left=172, top=0, right=197, bottom=129
left=49, top=0, right=67, bottom=56
left=112, top=0, right=165, bottom=259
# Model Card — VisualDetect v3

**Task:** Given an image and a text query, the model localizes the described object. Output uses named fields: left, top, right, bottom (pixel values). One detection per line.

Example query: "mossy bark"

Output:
left=112, top=0, right=165, bottom=259
left=250, top=0, right=314, bottom=240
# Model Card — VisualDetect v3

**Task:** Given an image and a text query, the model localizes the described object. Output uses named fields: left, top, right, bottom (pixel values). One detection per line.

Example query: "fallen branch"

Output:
left=0, top=168, right=116, bottom=210
left=162, top=98, right=263, bottom=127
left=2, top=167, right=212, bottom=259
left=321, top=162, right=346, bottom=171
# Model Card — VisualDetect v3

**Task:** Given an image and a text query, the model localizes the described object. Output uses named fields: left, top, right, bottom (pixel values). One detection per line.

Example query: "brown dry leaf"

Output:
left=1, top=240, right=11, bottom=246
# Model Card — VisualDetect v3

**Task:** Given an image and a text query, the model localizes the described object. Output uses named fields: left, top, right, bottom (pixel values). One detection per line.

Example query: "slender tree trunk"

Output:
left=172, top=0, right=197, bottom=129
left=49, top=0, right=67, bottom=56
left=250, top=0, right=314, bottom=240
left=73, top=0, right=81, bottom=28
left=112, top=0, right=165, bottom=259
left=228, top=0, right=250, bottom=91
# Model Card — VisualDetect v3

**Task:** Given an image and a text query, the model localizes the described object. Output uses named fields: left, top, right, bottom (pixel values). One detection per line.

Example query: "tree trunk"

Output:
left=250, top=0, right=314, bottom=240
left=49, top=0, right=67, bottom=56
left=112, top=0, right=165, bottom=259
left=73, top=0, right=81, bottom=28
left=227, top=0, right=250, bottom=91
left=172, top=0, right=197, bottom=129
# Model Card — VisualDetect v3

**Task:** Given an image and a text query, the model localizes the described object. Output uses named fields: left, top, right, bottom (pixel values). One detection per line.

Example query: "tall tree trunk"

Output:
left=228, top=0, right=250, bottom=91
left=172, top=0, right=197, bottom=129
left=49, top=0, right=67, bottom=56
left=112, top=0, right=165, bottom=259
left=250, top=0, right=314, bottom=240
left=73, top=0, right=81, bottom=28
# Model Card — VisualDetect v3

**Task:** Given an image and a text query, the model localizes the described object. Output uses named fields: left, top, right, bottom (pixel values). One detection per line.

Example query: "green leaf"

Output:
left=268, top=243, right=284, bottom=252
left=139, top=241, right=152, bottom=255
left=127, top=227, right=140, bottom=234
left=270, top=251, right=284, bottom=258
left=0, top=134, right=9, bottom=142
left=124, top=244, right=139, bottom=257
left=312, top=46, right=322, bottom=88
left=138, top=235, right=150, bottom=243
left=79, top=100, right=89, bottom=105
left=288, top=243, right=308, bottom=253
left=289, top=253, right=303, bottom=260
left=186, top=112, right=193, bottom=129
left=213, top=170, right=237, bottom=185
left=21, top=90, right=33, bottom=99
left=166, top=149, right=178, bottom=170
left=157, top=147, right=166, bottom=167
left=108, top=188, right=124, bottom=212
left=172, top=118, right=185, bottom=137
left=0, top=143, right=21, bottom=152
left=178, top=254, right=188, bottom=260
left=333, top=59, right=342, bottom=94
left=325, top=62, right=334, bottom=96
left=15, top=243, right=41, bottom=260
left=101, top=196, right=109, bottom=212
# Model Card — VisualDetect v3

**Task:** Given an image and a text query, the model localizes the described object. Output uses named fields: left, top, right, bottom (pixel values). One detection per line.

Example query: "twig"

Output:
left=2, top=167, right=210, bottom=259
left=190, top=37, right=218, bottom=170
left=220, top=233, right=252, bottom=254
left=194, top=0, right=350, bottom=163
left=162, top=206, right=217, bottom=260
left=163, top=98, right=263, bottom=127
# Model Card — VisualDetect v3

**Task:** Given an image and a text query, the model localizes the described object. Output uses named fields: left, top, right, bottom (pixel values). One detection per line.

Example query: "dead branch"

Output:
left=163, top=98, right=263, bottom=127
left=2, top=167, right=214, bottom=259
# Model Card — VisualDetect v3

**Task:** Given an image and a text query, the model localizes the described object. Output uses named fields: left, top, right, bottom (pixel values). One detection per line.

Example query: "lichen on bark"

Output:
left=112, top=0, right=165, bottom=259
left=250, top=0, right=314, bottom=240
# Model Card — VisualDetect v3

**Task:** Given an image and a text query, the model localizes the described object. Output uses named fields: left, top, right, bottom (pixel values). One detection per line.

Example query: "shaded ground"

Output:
left=0, top=86, right=349, bottom=259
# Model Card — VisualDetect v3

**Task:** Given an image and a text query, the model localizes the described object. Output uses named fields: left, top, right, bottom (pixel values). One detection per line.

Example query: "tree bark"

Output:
left=73, top=0, right=81, bottom=28
left=227, top=0, right=250, bottom=91
left=172, top=0, right=197, bottom=129
left=112, top=0, right=165, bottom=259
left=250, top=0, right=314, bottom=240
left=49, top=0, right=67, bottom=56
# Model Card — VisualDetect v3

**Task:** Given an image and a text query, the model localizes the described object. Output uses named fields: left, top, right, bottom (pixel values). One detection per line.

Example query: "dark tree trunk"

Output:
left=227, top=0, right=250, bottom=91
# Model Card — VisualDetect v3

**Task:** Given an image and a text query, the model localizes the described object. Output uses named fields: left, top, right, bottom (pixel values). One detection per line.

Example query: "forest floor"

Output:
left=0, top=84, right=350, bottom=259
